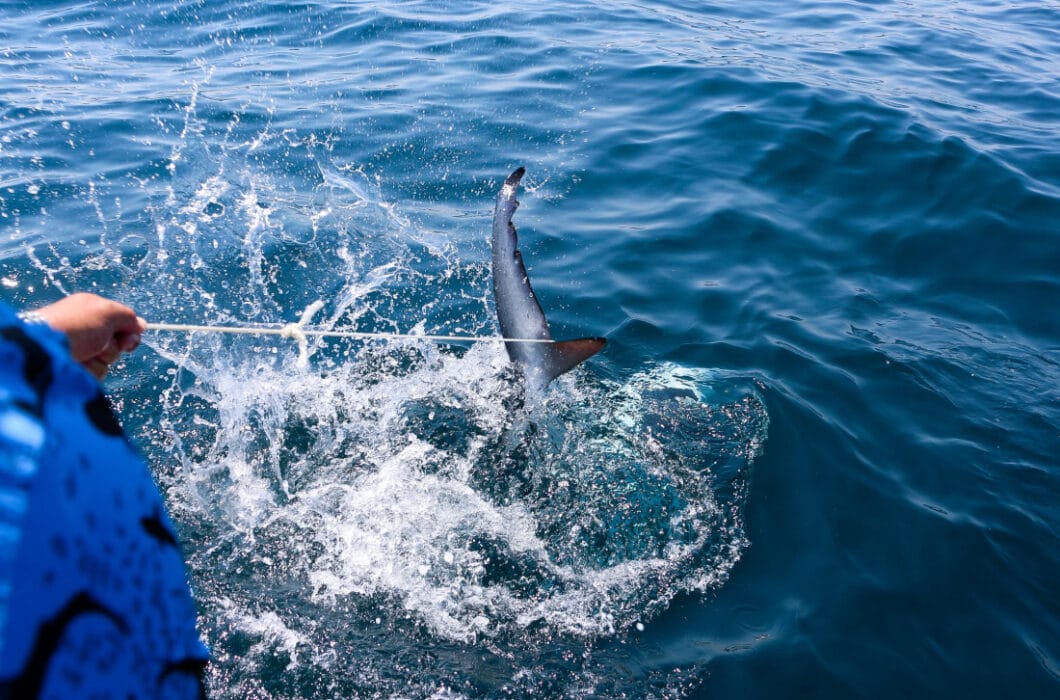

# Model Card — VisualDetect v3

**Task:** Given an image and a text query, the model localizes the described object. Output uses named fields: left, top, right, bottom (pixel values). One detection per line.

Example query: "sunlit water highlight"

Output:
left=1, top=0, right=1058, bottom=698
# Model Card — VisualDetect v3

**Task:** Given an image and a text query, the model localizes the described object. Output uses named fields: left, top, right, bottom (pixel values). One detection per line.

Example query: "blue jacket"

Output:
left=0, top=302, right=207, bottom=698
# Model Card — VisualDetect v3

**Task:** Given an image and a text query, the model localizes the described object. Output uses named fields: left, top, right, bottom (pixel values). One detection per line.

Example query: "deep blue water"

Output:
left=2, top=0, right=1058, bottom=697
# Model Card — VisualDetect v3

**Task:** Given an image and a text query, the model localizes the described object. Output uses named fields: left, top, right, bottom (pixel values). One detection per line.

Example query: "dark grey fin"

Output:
left=543, top=337, right=607, bottom=382
left=513, top=250, right=548, bottom=332
left=506, top=167, right=526, bottom=187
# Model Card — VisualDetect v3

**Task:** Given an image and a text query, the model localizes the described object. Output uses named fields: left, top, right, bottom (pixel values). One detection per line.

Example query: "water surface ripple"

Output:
left=1, top=1, right=1058, bottom=698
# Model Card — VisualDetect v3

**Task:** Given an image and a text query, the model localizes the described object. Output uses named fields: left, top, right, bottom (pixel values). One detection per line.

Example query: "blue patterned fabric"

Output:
left=0, top=303, right=207, bottom=699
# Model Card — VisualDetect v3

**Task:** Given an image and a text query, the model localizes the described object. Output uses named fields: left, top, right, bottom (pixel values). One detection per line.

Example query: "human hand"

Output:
left=34, top=293, right=147, bottom=379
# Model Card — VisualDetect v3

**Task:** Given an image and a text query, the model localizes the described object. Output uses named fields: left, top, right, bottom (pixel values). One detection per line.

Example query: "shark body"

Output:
left=491, top=167, right=605, bottom=393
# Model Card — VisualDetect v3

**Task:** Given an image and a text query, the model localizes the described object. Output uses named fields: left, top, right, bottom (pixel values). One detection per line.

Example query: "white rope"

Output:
left=144, top=301, right=553, bottom=370
left=144, top=322, right=555, bottom=344
left=284, top=301, right=325, bottom=367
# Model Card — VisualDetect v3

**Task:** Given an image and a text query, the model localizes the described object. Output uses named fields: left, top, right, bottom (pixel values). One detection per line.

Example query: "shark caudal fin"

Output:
left=492, top=166, right=606, bottom=390
left=542, top=337, right=607, bottom=384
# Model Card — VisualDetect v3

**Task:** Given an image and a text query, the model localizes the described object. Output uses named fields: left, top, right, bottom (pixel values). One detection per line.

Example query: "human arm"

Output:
left=29, top=293, right=146, bottom=379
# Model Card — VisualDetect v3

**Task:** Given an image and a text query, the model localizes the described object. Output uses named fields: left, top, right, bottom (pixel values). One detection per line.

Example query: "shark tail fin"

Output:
left=543, top=337, right=607, bottom=383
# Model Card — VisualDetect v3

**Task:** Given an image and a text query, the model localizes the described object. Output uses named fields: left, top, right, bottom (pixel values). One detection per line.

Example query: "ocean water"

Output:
left=1, top=0, right=1058, bottom=697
